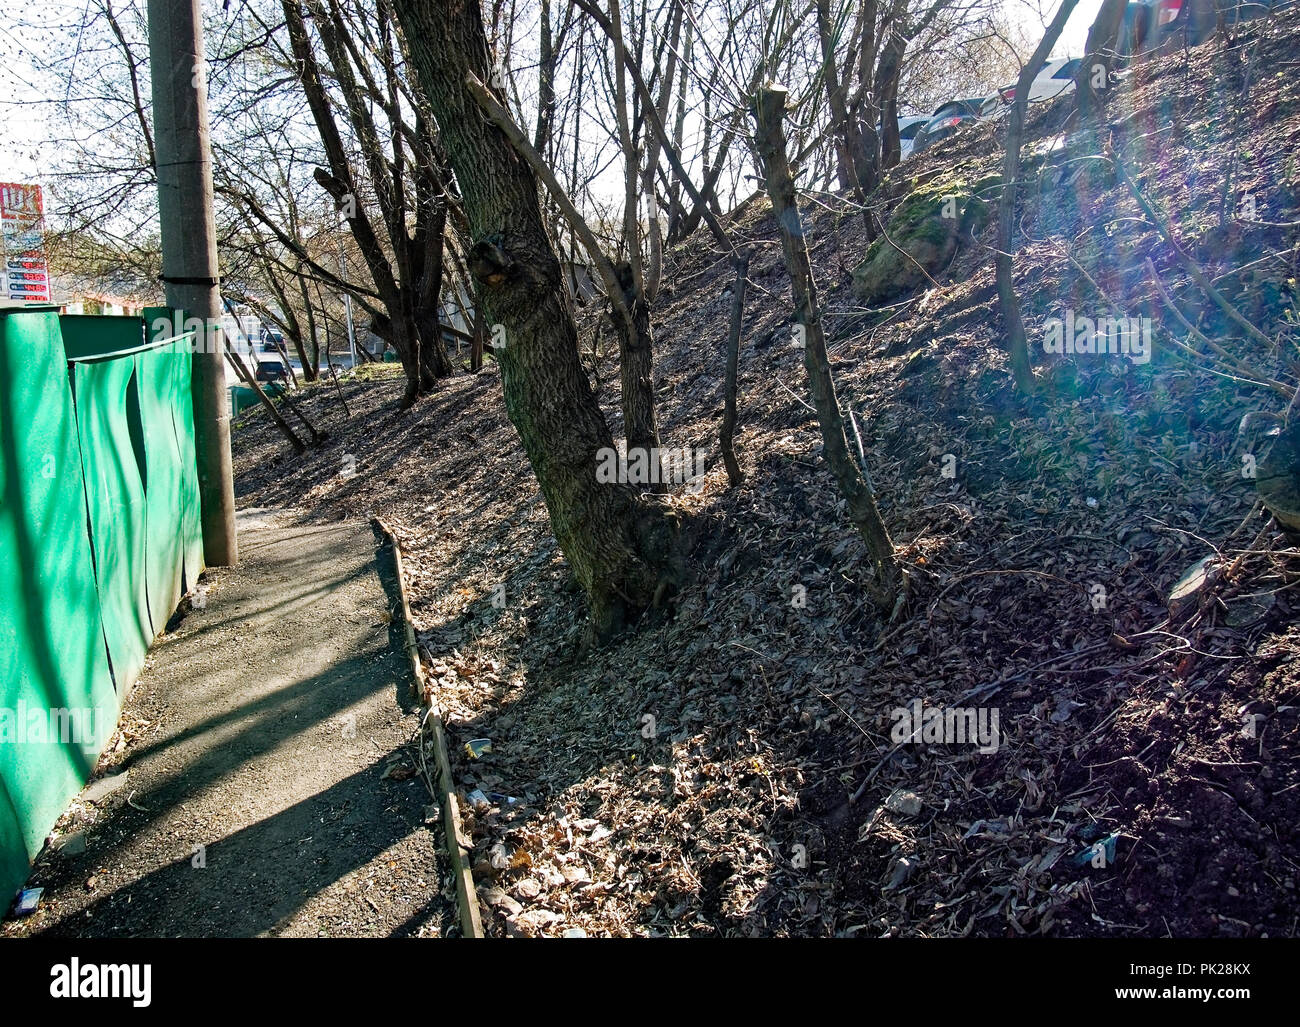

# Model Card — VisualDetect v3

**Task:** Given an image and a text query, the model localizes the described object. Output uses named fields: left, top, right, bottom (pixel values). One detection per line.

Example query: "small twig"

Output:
left=774, top=374, right=815, bottom=412
left=850, top=744, right=903, bottom=804
left=327, top=360, right=351, bottom=418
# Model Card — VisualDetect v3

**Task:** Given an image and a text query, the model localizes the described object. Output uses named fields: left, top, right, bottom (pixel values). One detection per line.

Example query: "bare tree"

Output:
left=275, top=0, right=454, bottom=407
left=753, top=85, right=898, bottom=606
left=996, top=0, right=1080, bottom=394
left=392, top=0, right=683, bottom=642
left=814, top=0, right=991, bottom=230
left=1073, top=0, right=1129, bottom=119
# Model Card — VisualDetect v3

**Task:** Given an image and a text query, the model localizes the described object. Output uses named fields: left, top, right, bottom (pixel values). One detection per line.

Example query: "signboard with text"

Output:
left=0, top=182, right=50, bottom=303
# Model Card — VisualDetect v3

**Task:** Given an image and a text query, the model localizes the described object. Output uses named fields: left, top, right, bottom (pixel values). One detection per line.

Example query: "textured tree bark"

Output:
left=389, top=308, right=426, bottom=409
left=611, top=267, right=663, bottom=474
left=752, top=86, right=896, bottom=604
left=1074, top=0, right=1128, bottom=120
left=464, top=69, right=663, bottom=484
left=391, top=0, right=680, bottom=641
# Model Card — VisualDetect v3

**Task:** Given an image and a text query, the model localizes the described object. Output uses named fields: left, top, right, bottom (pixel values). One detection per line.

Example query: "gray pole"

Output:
left=339, top=219, right=356, bottom=368
left=147, top=0, right=237, bottom=566
left=345, top=292, right=357, bottom=369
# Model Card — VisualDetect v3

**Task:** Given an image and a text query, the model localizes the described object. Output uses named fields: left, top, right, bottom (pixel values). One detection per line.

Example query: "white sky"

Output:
left=1020, top=0, right=1108, bottom=56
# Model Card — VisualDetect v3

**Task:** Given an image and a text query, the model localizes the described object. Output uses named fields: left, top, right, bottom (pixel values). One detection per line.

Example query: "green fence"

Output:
left=0, top=307, right=203, bottom=906
left=231, top=384, right=259, bottom=416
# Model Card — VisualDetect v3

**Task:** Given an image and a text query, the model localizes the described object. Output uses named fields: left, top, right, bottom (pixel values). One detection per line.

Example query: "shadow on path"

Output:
left=9, top=508, right=455, bottom=938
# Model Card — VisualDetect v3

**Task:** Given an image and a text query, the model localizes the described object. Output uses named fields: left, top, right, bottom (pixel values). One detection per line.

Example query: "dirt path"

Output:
left=5, top=508, right=455, bottom=938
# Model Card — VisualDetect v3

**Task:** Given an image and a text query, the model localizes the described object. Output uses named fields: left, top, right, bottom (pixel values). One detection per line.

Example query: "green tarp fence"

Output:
left=0, top=307, right=203, bottom=906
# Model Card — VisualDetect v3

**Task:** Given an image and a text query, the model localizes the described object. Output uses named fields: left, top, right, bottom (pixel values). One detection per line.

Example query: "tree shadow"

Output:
left=20, top=520, right=438, bottom=937
left=30, top=764, right=436, bottom=938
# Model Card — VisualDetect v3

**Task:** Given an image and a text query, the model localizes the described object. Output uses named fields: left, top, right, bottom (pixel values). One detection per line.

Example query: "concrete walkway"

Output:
left=6, top=509, right=453, bottom=938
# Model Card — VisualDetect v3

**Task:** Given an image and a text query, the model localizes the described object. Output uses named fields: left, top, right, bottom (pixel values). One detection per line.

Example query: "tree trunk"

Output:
left=284, top=0, right=452, bottom=407
left=720, top=251, right=748, bottom=486
left=292, top=260, right=320, bottom=381
left=414, top=183, right=454, bottom=385
left=534, top=0, right=557, bottom=154
left=877, top=55, right=904, bottom=172
left=640, top=0, right=682, bottom=303
left=606, top=0, right=662, bottom=472
left=464, top=64, right=666, bottom=488
left=611, top=266, right=662, bottom=475
left=752, top=86, right=896, bottom=605
left=666, top=13, right=692, bottom=242
left=415, top=309, right=450, bottom=389
left=470, top=289, right=485, bottom=372
left=371, top=310, right=424, bottom=408
left=816, top=0, right=865, bottom=198
left=997, top=0, right=1079, bottom=394
left=674, top=129, right=733, bottom=242
left=1075, top=0, right=1128, bottom=120
left=392, top=0, right=680, bottom=641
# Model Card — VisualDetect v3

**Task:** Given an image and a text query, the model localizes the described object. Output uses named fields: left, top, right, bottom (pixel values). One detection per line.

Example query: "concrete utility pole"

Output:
left=147, top=0, right=237, bottom=566
left=339, top=220, right=357, bottom=369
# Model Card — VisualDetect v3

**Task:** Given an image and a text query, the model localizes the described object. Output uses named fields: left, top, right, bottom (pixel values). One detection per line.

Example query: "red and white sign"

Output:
left=0, top=182, right=50, bottom=303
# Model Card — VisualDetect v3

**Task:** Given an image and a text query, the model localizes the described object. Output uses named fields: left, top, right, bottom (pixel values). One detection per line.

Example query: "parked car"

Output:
left=978, top=93, right=1001, bottom=120
left=254, top=358, right=287, bottom=384
left=1119, top=0, right=1294, bottom=57
left=979, top=57, right=1082, bottom=119
left=897, top=115, right=930, bottom=160
left=872, top=115, right=932, bottom=161
left=1119, top=0, right=1201, bottom=54
left=911, top=98, right=985, bottom=154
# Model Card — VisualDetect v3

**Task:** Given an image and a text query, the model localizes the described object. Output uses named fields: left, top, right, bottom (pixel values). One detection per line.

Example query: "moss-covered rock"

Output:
left=852, top=174, right=1000, bottom=305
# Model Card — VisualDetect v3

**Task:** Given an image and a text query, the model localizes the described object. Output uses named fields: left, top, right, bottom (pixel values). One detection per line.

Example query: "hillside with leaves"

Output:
left=231, top=14, right=1300, bottom=937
